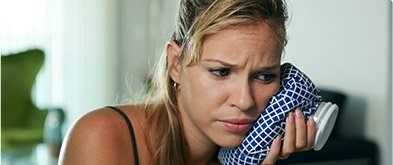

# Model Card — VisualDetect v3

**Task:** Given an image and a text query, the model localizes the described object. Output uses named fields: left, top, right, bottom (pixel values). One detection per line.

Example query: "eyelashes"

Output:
left=208, top=67, right=277, bottom=83
left=255, top=72, right=276, bottom=82
left=209, top=68, right=231, bottom=77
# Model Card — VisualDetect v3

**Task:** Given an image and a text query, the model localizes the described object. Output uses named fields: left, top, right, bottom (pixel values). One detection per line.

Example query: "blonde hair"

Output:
left=143, top=0, right=288, bottom=164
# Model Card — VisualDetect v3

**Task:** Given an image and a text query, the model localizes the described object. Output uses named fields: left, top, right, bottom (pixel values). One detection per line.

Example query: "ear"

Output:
left=166, top=40, right=182, bottom=84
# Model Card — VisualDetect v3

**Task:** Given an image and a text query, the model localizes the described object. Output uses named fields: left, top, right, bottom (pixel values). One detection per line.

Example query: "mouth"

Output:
left=218, top=119, right=254, bottom=133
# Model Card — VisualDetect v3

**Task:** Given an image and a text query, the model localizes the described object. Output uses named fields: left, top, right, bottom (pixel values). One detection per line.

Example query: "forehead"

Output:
left=200, top=23, right=281, bottom=65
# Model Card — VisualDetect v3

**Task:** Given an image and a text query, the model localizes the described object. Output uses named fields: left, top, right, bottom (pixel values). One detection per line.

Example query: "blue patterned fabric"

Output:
left=218, top=63, right=322, bottom=165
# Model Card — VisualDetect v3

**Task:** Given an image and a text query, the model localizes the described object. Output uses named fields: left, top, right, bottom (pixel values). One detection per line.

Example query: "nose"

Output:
left=229, top=78, right=255, bottom=111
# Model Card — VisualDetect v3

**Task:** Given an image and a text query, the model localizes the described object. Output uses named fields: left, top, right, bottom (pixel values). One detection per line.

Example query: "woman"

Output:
left=58, top=0, right=317, bottom=164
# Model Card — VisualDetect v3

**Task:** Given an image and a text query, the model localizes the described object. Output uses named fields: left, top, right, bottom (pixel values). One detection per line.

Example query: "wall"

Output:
left=117, top=0, right=178, bottom=101
left=283, top=1, right=392, bottom=165
left=62, top=0, right=119, bottom=132
left=390, top=2, right=392, bottom=164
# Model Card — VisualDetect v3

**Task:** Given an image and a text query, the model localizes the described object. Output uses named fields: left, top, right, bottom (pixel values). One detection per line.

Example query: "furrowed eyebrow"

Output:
left=202, top=59, right=237, bottom=67
left=202, top=58, right=280, bottom=71
left=257, top=65, right=280, bottom=71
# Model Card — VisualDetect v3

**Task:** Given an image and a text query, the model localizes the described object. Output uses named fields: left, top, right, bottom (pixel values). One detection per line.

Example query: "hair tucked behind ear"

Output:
left=142, top=0, right=288, bottom=164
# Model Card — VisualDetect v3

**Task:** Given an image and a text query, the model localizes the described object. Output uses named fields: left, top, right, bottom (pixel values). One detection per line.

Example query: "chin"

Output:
left=215, top=134, right=246, bottom=148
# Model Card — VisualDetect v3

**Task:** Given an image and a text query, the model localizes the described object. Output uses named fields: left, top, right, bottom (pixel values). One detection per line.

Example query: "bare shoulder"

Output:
left=58, top=105, right=148, bottom=165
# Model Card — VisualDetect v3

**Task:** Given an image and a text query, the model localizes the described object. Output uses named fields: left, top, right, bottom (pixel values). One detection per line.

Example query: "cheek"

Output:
left=181, top=69, right=228, bottom=113
left=253, top=81, right=280, bottom=111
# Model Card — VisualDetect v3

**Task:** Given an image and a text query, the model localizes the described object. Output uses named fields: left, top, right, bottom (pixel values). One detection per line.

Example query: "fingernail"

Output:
left=274, top=135, right=282, bottom=146
left=295, top=109, right=303, bottom=118
left=288, top=112, right=294, bottom=124
left=286, top=113, right=289, bottom=123
left=308, top=118, right=316, bottom=127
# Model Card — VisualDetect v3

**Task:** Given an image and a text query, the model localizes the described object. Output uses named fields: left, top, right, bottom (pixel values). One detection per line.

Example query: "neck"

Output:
left=183, top=123, right=219, bottom=164
left=177, top=91, right=220, bottom=164
left=178, top=111, right=219, bottom=164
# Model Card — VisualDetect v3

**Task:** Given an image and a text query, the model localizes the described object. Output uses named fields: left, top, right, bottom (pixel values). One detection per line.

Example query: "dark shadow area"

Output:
left=336, top=94, right=367, bottom=138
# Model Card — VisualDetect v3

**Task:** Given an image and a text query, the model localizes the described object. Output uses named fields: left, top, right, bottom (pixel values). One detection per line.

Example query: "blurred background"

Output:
left=1, top=0, right=392, bottom=165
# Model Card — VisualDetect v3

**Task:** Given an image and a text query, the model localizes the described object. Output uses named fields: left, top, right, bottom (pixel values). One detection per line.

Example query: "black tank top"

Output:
left=106, top=106, right=140, bottom=165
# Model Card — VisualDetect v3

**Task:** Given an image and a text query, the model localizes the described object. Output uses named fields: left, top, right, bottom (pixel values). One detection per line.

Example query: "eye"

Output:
left=255, top=72, right=276, bottom=82
left=209, top=68, right=231, bottom=77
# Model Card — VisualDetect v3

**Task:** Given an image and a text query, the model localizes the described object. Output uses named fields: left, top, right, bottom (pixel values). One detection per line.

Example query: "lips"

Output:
left=218, top=119, right=253, bottom=133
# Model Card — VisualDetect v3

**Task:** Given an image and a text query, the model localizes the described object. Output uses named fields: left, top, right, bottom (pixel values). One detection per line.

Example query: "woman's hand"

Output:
left=261, top=108, right=317, bottom=165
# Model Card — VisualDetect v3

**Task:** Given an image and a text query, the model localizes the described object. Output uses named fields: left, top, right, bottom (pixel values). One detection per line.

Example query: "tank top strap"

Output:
left=106, top=106, right=140, bottom=165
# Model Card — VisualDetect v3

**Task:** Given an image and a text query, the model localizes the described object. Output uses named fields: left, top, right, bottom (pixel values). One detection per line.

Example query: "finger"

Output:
left=294, top=108, right=307, bottom=150
left=306, top=118, right=317, bottom=150
left=262, top=135, right=282, bottom=165
left=280, top=112, right=295, bottom=158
